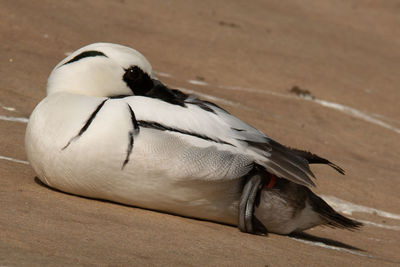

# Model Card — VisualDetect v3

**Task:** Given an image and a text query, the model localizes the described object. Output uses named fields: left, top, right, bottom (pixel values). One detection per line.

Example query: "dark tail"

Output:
left=308, top=189, right=362, bottom=229
left=289, top=148, right=345, bottom=175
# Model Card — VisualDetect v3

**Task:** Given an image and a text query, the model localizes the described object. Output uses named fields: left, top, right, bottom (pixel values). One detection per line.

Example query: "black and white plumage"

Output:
left=25, top=43, right=361, bottom=234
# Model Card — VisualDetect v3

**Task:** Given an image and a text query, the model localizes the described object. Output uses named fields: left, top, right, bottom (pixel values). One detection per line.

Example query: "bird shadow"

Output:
left=34, top=177, right=364, bottom=252
left=33, top=176, right=237, bottom=227
left=288, top=231, right=365, bottom=251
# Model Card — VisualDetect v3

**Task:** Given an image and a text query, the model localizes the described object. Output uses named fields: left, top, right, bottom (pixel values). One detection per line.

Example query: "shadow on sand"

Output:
left=35, top=177, right=364, bottom=252
left=288, top=232, right=364, bottom=251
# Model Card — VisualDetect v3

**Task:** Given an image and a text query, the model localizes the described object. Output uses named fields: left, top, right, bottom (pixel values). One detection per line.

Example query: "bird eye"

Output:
left=123, top=66, right=154, bottom=95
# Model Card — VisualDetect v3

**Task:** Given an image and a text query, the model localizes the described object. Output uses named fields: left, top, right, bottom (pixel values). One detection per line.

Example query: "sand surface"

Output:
left=1, top=0, right=400, bottom=265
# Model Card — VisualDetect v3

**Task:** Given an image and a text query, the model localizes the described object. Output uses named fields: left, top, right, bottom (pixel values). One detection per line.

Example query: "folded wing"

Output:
left=125, top=87, right=321, bottom=187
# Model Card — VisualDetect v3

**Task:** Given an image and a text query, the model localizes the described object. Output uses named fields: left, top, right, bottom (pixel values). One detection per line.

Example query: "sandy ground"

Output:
left=1, top=0, right=400, bottom=265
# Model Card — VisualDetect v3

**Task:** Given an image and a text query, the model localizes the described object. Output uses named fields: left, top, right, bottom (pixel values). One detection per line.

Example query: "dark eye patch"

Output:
left=123, top=66, right=154, bottom=95
left=62, top=50, right=108, bottom=66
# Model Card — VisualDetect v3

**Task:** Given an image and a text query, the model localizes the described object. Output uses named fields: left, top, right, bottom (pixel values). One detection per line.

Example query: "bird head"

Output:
left=47, top=43, right=156, bottom=97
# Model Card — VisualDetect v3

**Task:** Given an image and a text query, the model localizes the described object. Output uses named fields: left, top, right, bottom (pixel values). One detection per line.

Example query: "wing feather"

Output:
left=124, top=91, right=318, bottom=187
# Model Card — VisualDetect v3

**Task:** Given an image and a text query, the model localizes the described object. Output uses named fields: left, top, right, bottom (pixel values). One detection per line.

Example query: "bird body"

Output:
left=25, top=43, right=361, bottom=234
left=26, top=92, right=252, bottom=225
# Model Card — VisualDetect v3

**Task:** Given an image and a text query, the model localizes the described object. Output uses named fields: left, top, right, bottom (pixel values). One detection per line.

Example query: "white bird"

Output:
left=25, top=43, right=361, bottom=235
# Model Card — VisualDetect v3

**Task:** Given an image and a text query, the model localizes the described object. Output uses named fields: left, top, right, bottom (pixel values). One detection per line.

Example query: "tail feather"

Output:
left=289, top=148, right=345, bottom=175
left=308, top=190, right=362, bottom=230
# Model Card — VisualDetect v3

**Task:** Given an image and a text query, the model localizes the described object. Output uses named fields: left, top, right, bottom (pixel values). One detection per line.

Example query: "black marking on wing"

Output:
left=62, top=99, right=108, bottom=150
left=62, top=50, right=108, bottom=66
left=146, top=84, right=187, bottom=107
left=186, top=98, right=217, bottom=114
left=122, top=104, right=140, bottom=169
left=122, top=131, right=134, bottom=170
left=288, top=148, right=345, bottom=175
left=196, top=99, right=229, bottom=113
left=109, top=95, right=132, bottom=99
left=232, top=127, right=246, bottom=132
left=145, top=85, right=219, bottom=114
left=127, top=104, right=139, bottom=131
left=76, top=100, right=108, bottom=136
left=138, top=120, right=235, bottom=146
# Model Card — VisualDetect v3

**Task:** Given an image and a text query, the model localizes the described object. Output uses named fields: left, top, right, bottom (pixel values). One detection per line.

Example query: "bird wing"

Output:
left=124, top=91, right=316, bottom=187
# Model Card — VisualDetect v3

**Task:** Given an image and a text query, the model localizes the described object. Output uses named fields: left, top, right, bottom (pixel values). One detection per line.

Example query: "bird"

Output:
left=25, top=42, right=362, bottom=235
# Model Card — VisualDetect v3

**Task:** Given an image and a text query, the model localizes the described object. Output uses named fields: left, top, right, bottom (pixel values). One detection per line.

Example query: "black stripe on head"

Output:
left=138, top=120, right=235, bottom=147
left=62, top=50, right=108, bottom=66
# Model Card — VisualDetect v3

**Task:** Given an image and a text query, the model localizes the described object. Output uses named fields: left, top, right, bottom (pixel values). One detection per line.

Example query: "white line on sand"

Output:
left=176, top=87, right=239, bottom=107
left=188, top=79, right=208, bottom=86
left=321, top=195, right=400, bottom=220
left=0, top=115, right=28, bottom=123
left=290, top=237, right=372, bottom=258
left=358, top=220, right=400, bottom=231
left=216, top=84, right=400, bottom=135
left=0, top=103, right=16, bottom=111
left=153, top=71, right=173, bottom=78
left=148, top=70, right=400, bottom=135
left=176, top=75, right=400, bottom=135
left=311, top=99, right=400, bottom=134
left=0, top=155, right=29, bottom=165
